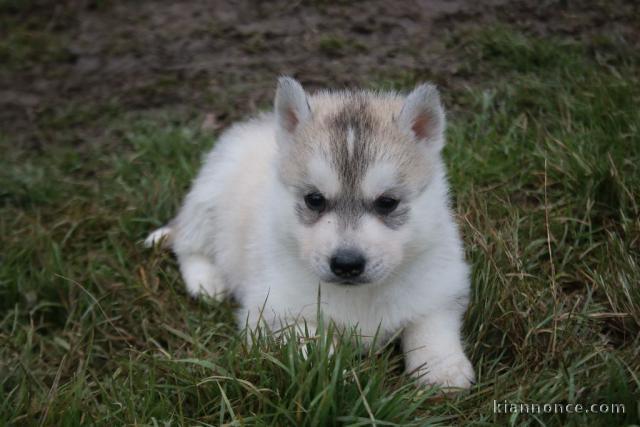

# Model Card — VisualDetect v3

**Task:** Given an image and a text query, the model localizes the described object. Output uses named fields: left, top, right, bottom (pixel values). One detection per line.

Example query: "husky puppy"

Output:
left=146, top=77, right=474, bottom=388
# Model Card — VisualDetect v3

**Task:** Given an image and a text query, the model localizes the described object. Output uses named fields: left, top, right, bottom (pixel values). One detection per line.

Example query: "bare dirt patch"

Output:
left=1, top=0, right=638, bottom=145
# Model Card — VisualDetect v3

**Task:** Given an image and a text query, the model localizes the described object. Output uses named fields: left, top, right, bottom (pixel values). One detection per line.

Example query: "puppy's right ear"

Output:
left=275, top=77, right=311, bottom=135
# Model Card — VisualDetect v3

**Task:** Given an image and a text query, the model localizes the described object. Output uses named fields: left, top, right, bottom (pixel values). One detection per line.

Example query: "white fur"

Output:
left=361, top=161, right=398, bottom=199
left=307, top=155, right=341, bottom=199
left=346, top=126, right=355, bottom=158
left=144, top=226, right=172, bottom=248
left=146, top=81, right=475, bottom=390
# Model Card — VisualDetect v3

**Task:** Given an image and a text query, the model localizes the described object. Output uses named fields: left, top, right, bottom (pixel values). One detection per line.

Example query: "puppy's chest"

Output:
left=319, top=287, right=408, bottom=337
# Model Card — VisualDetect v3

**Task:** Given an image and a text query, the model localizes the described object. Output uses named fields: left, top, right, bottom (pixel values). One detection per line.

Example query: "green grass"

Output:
left=1, top=27, right=639, bottom=425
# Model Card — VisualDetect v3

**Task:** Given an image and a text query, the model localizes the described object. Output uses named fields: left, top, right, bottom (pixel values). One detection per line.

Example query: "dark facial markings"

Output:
left=327, top=97, right=377, bottom=229
left=379, top=204, right=410, bottom=230
left=294, top=95, right=413, bottom=230
left=329, top=97, right=375, bottom=188
left=296, top=192, right=410, bottom=230
left=295, top=200, right=321, bottom=226
left=295, top=185, right=327, bottom=226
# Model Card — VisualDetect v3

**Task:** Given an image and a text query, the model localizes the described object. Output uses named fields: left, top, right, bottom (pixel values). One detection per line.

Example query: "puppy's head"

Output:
left=274, top=77, right=446, bottom=285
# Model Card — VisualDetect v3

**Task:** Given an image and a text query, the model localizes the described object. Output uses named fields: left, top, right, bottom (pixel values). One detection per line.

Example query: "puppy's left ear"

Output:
left=275, top=76, right=311, bottom=136
left=398, top=83, right=446, bottom=151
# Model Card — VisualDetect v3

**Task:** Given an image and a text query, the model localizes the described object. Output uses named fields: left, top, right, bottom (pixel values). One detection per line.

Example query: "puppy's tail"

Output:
left=144, top=226, right=173, bottom=249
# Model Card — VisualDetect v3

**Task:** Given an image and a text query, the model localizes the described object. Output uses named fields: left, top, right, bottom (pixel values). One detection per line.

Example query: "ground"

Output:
left=1, top=0, right=639, bottom=425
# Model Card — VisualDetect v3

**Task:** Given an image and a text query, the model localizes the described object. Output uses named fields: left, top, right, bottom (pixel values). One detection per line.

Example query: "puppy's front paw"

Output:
left=179, top=255, right=227, bottom=300
left=409, top=351, right=475, bottom=390
left=145, top=226, right=173, bottom=248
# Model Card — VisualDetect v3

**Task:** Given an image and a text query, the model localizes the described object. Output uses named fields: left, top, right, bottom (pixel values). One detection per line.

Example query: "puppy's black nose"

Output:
left=330, top=249, right=366, bottom=278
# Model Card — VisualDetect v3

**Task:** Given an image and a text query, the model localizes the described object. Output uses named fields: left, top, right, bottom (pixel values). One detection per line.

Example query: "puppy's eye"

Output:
left=304, top=192, right=326, bottom=212
left=373, top=196, right=399, bottom=215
